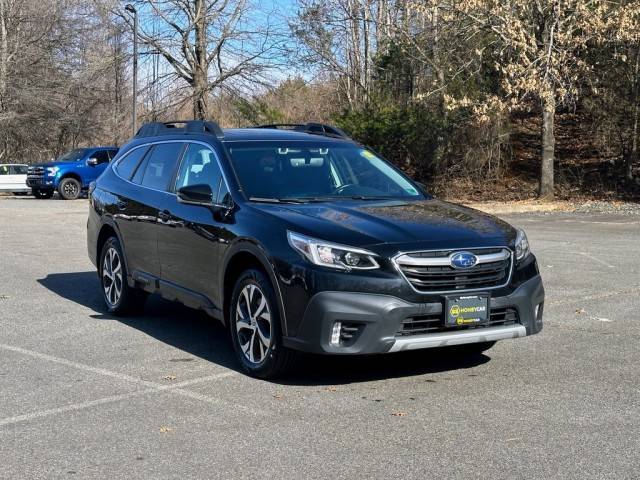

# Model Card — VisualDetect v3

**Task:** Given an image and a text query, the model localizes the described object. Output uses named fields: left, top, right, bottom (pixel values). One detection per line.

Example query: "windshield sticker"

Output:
left=361, top=150, right=377, bottom=160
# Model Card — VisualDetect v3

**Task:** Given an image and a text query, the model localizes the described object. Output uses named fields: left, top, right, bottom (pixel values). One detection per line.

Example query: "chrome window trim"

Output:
left=111, top=139, right=233, bottom=204
left=392, top=246, right=514, bottom=295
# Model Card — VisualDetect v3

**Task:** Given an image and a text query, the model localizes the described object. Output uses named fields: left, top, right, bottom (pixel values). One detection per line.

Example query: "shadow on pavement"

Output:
left=38, top=271, right=491, bottom=385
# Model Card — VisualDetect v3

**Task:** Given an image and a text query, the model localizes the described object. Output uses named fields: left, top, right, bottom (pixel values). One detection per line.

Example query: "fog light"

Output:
left=330, top=322, right=342, bottom=346
left=534, top=303, right=543, bottom=321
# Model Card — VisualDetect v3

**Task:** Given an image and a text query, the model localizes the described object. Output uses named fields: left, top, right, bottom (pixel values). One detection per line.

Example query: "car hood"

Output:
left=31, top=161, right=80, bottom=168
left=253, top=199, right=517, bottom=252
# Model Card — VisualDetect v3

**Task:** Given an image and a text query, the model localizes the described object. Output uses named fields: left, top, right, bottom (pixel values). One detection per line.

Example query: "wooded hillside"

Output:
left=1, top=0, right=639, bottom=200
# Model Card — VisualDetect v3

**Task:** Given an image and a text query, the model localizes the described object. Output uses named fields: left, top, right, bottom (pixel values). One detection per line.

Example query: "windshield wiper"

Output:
left=249, top=197, right=310, bottom=204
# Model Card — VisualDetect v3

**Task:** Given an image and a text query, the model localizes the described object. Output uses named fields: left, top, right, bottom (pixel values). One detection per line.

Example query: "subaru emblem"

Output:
left=450, top=251, right=478, bottom=269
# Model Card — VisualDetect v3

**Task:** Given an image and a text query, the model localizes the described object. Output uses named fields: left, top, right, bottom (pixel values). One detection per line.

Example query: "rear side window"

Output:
left=116, top=147, right=149, bottom=180
left=108, top=149, right=119, bottom=160
left=10, top=165, right=28, bottom=175
left=0, top=165, right=8, bottom=175
left=137, top=143, right=184, bottom=191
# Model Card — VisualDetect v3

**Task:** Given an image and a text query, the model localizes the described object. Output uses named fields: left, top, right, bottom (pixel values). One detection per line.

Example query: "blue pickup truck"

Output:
left=27, top=147, right=119, bottom=199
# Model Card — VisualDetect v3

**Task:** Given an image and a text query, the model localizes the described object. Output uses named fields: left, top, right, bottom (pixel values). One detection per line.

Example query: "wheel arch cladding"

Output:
left=97, top=223, right=129, bottom=275
left=222, top=247, right=287, bottom=333
left=59, top=172, right=83, bottom=185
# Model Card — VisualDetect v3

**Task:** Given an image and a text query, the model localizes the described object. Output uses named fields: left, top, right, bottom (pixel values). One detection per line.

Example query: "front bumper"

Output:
left=282, top=274, right=544, bottom=354
left=26, top=176, right=55, bottom=189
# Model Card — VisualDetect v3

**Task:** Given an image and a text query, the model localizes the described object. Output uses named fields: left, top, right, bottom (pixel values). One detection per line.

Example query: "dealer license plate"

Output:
left=445, top=295, right=489, bottom=326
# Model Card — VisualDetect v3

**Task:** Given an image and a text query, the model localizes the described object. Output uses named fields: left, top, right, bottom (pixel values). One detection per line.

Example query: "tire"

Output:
left=229, top=269, right=296, bottom=379
left=99, top=236, right=147, bottom=315
left=33, top=189, right=53, bottom=199
left=58, top=177, right=82, bottom=200
left=451, top=341, right=497, bottom=356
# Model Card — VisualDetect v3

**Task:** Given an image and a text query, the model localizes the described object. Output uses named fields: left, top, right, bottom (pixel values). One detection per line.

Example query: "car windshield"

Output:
left=225, top=141, right=426, bottom=202
left=57, top=149, right=88, bottom=162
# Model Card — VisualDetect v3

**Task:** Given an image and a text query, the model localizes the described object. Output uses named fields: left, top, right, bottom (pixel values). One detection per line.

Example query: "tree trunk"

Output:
left=0, top=0, right=8, bottom=106
left=193, top=0, right=208, bottom=120
left=627, top=46, right=640, bottom=181
left=539, top=93, right=555, bottom=199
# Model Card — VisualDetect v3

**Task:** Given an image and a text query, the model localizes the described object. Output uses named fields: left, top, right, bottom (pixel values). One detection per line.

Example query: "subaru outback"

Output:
left=87, top=121, right=544, bottom=378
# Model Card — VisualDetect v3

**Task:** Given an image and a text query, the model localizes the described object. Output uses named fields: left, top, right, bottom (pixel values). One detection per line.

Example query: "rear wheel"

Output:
left=33, top=189, right=53, bottom=199
left=229, top=269, right=296, bottom=378
left=58, top=177, right=81, bottom=200
left=100, top=237, right=147, bottom=315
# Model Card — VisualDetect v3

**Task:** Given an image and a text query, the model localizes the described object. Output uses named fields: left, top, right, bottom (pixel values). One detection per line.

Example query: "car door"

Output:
left=8, top=165, right=28, bottom=191
left=86, top=150, right=111, bottom=183
left=113, top=142, right=185, bottom=280
left=156, top=142, right=230, bottom=309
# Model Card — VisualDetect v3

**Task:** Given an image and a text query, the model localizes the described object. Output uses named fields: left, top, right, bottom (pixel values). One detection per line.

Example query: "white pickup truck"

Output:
left=0, top=164, right=29, bottom=194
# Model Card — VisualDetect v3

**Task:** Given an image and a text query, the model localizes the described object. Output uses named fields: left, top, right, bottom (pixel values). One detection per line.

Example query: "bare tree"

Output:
left=121, top=0, right=284, bottom=120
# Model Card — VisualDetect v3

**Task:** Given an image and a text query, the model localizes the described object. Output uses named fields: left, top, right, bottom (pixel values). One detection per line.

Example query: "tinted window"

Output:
left=174, top=143, right=221, bottom=194
left=226, top=142, right=423, bottom=200
left=58, top=149, right=88, bottom=162
left=107, top=149, right=119, bottom=160
left=92, top=150, right=110, bottom=164
left=116, top=147, right=149, bottom=180
left=138, top=143, right=184, bottom=191
left=0, top=165, right=8, bottom=175
left=10, top=165, right=28, bottom=175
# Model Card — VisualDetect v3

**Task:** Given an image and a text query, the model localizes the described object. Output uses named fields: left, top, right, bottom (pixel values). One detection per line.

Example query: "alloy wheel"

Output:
left=102, top=247, right=123, bottom=307
left=235, top=284, right=272, bottom=364
left=63, top=181, right=79, bottom=198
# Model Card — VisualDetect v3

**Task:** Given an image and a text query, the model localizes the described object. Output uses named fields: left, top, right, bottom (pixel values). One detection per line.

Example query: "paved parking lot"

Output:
left=0, top=197, right=639, bottom=479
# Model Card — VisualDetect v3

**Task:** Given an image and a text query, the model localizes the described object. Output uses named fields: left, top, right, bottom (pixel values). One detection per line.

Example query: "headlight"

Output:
left=515, top=228, right=530, bottom=261
left=287, top=231, right=379, bottom=270
left=46, top=166, right=59, bottom=176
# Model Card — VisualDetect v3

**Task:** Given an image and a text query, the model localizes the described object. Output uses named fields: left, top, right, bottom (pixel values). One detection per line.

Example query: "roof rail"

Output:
left=135, top=120, right=224, bottom=139
left=254, top=123, right=350, bottom=139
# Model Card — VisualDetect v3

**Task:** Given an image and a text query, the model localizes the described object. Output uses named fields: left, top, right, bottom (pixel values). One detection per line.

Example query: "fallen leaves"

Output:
left=575, top=308, right=586, bottom=315
left=273, top=394, right=284, bottom=400
left=162, top=375, right=177, bottom=381
left=159, top=426, right=172, bottom=433
left=324, top=386, right=338, bottom=393
left=391, top=412, right=407, bottom=417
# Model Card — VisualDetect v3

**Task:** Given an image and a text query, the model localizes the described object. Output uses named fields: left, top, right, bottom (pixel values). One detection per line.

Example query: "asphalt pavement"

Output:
left=0, top=196, right=639, bottom=479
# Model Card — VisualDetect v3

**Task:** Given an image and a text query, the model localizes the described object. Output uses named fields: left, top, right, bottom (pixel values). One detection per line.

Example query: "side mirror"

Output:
left=87, top=158, right=98, bottom=167
left=177, top=183, right=213, bottom=205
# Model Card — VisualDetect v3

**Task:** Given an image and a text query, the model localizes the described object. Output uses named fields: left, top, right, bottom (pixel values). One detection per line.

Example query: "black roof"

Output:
left=133, top=121, right=352, bottom=143
left=221, top=128, right=351, bottom=142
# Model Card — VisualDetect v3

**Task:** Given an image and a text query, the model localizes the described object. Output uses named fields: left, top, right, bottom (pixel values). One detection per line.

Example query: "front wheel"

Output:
left=58, top=177, right=82, bottom=200
left=32, top=189, right=53, bottom=199
left=229, top=269, right=296, bottom=378
left=99, top=237, right=147, bottom=315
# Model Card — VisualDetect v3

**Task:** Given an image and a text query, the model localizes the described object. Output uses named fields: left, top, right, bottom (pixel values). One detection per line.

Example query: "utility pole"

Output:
left=125, top=4, right=138, bottom=135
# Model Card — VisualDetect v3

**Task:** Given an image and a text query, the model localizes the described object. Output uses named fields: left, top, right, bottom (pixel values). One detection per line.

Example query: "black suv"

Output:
left=87, top=120, right=544, bottom=378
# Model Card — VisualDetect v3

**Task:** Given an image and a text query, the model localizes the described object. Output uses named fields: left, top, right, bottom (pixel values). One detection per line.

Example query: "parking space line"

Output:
left=0, top=343, right=266, bottom=425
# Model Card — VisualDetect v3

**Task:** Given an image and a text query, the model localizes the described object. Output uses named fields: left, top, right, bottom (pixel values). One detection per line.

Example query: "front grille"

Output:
left=395, top=248, right=512, bottom=292
left=27, top=166, right=44, bottom=176
left=26, top=177, right=45, bottom=186
left=397, top=307, right=519, bottom=336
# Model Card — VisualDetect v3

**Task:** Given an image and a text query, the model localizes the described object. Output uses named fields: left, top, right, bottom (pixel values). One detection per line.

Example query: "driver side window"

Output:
left=174, top=143, right=222, bottom=197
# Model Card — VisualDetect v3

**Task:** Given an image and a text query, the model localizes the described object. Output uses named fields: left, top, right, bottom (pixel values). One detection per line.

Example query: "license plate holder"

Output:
left=445, top=295, right=489, bottom=326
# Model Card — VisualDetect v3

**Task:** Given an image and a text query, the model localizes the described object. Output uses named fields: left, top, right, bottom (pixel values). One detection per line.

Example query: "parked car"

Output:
left=0, top=164, right=29, bottom=194
left=27, top=147, right=119, bottom=199
left=87, top=121, right=545, bottom=378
